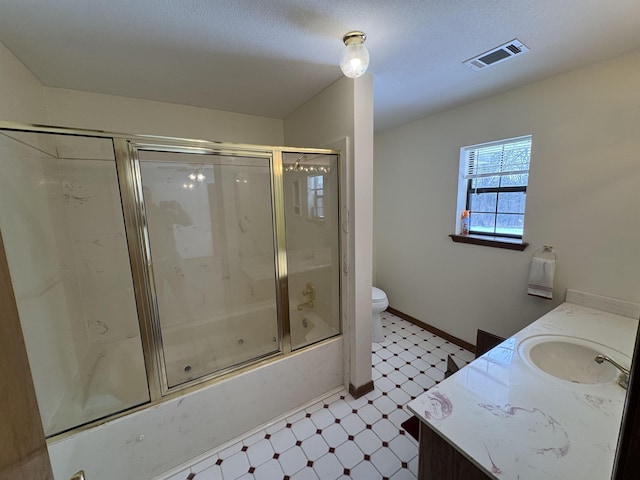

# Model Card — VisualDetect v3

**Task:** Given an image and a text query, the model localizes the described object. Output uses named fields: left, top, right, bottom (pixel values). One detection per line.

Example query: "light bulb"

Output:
left=339, top=31, right=369, bottom=79
left=188, top=173, right=197, bottom=181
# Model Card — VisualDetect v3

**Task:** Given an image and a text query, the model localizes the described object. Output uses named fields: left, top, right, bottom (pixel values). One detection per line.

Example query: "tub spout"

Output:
left=297, top=300, right=314, bottom=310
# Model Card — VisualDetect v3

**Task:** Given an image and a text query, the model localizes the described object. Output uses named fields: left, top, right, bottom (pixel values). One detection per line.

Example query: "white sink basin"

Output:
left=518, top=335, right=627, bottom=385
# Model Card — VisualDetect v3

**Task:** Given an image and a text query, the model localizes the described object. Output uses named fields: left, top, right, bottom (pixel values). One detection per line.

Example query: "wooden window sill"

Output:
left=449, top=234, right=529, bottom=251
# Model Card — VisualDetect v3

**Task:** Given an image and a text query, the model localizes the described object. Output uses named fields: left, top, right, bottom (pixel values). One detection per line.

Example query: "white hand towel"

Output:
left=527, top=257, right=556, bottom=299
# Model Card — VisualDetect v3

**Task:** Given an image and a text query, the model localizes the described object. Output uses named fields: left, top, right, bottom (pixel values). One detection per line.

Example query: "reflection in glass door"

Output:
left=138, top=150, right=280, bottom=389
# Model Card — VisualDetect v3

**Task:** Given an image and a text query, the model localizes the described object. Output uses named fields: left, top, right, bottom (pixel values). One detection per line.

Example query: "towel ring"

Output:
left=533, top=245, right=557, bottom=261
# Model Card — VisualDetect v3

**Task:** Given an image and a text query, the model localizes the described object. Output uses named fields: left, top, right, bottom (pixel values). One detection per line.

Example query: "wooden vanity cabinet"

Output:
left=418, top=421, right=491, bottom=480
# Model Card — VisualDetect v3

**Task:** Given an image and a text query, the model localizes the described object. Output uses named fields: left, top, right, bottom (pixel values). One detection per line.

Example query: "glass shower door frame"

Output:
left=115, top=139, right=294, bottom=397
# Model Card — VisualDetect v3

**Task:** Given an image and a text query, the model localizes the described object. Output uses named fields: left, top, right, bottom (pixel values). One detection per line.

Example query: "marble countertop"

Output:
left=407, top=293, right=639, bottom=480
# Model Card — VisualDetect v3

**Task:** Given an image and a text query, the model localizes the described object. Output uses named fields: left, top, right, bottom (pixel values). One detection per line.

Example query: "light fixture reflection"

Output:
left=188, top=170, right=206, bottom=182
left=339, top=31, right=369, bottom=78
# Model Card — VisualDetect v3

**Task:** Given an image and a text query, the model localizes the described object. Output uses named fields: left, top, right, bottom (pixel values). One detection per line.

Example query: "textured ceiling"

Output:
left=1, top=0, right=640, bottom=131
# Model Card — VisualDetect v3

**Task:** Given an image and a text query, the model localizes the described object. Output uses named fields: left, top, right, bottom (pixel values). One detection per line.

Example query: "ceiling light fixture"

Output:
left=339, top=31, right=369, bottom=78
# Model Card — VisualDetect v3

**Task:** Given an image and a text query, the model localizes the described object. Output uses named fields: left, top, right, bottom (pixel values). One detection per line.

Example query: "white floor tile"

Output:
left=373, top=394, right=398, bottom=415
left=300, top=434, right=329, bottom=461
left=356, top=403, right=382, bottom=425
left=310, top=407, right=335, bottom=430
left=291, top=417, right=317, bottom=441
left=218, top=442, right=243, bottom=460
left=389, top=435, right=418, bottom=462
left=391, top=466, right=418, bottom=479
left=391, top=410, right=412, bottom=431
left=291, top=466, right=320, bottom=479
left=339, top=413, right=366, bottom=436
left=246, top=438, right=274, bottom=467
left=252, top=459, right=283, bottom=480
left=269, top=427, right=296, bottom=453
left=279, top=445, right=307, bottom=475
left=372, top=418, right=400, bottom=443
left=386, top=356, right=406, bottom=368
left=243, top=430, right=266, bottom=447
left=194, top=464, right=223, bottom=480
left=400, top=380, right=424, bottom=399
left=398, top=350, right=417, bottom=362
left=387, top=369, right=409, bottom=385
left=235, top=473, right=254, bottom=480
left=388, top=386, right=411, bottom=405
left=375, top=360, right=395, bottom=375
left=399, top=363, right=420, bottom=379
left=334, top=440, right=364, bottom=469
left=370, top=447, right=402, bottom=477
left=327, top=399, right=351, bottom=419
left=344, top=394, right=369, bottom=410
left=353, top=429, right=382, bottom=455
left=375, top=377, right=396, bottom=393
left=349, top=459, right=381, bottom=480
left=312, top=452, right=344, bottom=480
left=220, top=451, right=249, bottom=479
left=320, top=423, right=348, bottom=448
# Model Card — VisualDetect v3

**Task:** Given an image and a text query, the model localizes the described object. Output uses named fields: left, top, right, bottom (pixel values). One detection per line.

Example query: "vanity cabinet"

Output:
left=408, top=295, right=638, bottom=480
left=418, top=422, right=491, bottom=480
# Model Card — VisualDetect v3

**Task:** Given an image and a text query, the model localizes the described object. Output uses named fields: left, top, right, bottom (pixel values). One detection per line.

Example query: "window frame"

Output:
left=455, top=135, right=532, bottom=244
left=465, top=181, right=527, bottom=239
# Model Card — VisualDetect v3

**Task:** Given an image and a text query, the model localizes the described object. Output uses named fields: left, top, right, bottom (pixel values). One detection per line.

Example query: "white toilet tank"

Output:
left=371, top=287, right=388, bottom=343
left=372, top=287, right=388, bottom=310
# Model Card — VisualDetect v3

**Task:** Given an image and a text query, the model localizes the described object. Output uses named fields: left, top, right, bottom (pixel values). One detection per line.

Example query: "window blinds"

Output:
left=464, top=135, right=532, bottom=179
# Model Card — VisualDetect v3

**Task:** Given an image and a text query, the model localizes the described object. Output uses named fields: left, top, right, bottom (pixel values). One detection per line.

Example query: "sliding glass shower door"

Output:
left=0, top=130, right=149, bottom=436
left=137, top=149, right=280, bottom=388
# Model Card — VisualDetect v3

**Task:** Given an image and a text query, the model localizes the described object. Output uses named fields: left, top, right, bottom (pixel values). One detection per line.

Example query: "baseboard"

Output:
left=386, top=307, right=476, bottom=354
left=349, top=380, right=374, bottom=399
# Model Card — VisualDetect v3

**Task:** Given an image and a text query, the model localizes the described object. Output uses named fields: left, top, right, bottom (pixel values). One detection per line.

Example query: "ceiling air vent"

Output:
left=463, top=39, right=529, bottom=71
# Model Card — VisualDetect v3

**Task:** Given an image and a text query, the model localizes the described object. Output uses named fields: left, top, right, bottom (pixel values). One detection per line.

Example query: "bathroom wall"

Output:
left=44, top=87, right=284, bottom=146
left=284, top=74, right=374, bottom=392
left=374, top=49, right=640, bottom=345
left=0, top=42, right=48, bottom=124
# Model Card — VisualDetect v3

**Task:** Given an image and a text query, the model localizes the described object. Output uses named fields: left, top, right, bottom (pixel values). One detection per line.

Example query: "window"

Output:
left=458, top=135, right=532, bottom=239
left=307, top=175, right=324, bottom=220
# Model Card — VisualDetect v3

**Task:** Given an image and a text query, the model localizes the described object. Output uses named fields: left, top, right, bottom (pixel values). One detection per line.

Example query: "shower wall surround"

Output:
left=0, top=123, right=344, bottom=478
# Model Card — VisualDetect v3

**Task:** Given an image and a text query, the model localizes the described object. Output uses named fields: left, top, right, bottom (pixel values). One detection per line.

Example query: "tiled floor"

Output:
left=165, top=311, right=475, bottom=480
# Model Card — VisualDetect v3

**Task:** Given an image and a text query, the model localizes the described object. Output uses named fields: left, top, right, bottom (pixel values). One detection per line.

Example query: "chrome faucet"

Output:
left=297, top=282, right=316, bottom=310
left=594, top=354, right=630, bottom=389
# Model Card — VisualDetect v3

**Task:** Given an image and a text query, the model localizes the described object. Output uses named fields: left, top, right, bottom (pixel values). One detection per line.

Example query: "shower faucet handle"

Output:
left=302, top=282, right=316, bottom=300
left=69, top=471, right=86, bottom=480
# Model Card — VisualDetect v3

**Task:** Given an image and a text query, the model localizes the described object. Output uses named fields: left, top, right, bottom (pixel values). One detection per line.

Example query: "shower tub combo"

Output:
left=0, top=123, right=343, bottom=478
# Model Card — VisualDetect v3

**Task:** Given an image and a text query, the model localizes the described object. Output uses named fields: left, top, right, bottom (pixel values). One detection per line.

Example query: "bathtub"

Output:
left=162, top=302, right=279, bottom=387
left=163, top=302, right=339, bottom=387
left=46, top=337, right=148, bottom=436
left=46, top=303, right=339, bottom=435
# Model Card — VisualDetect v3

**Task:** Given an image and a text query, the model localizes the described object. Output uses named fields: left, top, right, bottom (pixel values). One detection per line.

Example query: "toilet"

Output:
left=372, top=287, right=389, bottom=343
